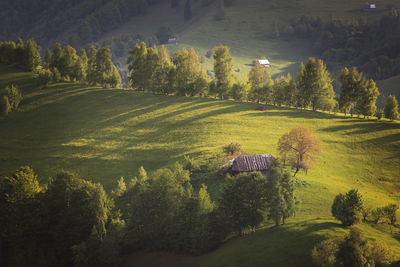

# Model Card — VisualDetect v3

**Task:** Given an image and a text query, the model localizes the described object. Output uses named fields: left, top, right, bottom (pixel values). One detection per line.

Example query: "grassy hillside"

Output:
left=1, top=65, right=400, bottom=266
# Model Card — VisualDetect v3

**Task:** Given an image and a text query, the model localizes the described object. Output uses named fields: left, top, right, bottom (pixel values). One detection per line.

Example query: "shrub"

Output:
left=311, top=239, right=338, bottom=267
left=223, top=142, right=241, bottom=155
left=371, top=207, right=385, bottom=224
left=37, top=68, right=53, bottom=88
left=331, top=189, right=363, bottom=226
left=0, top=95, right=11, bottom=116
left=370, top=240, right=393, bottom=267
left=182, top=155, right=200, bottom=172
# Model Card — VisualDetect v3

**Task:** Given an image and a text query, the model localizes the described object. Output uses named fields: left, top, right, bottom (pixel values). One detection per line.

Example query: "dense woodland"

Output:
left=0, top=158, right=297, bottom=266
left=273, top=10, right=400, bottom=80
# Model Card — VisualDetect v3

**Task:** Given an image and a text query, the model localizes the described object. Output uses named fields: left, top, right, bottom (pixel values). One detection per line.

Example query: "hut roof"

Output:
left=232, top=154, right=274, bottom=172
left=258, top=59, right=270, bottom=65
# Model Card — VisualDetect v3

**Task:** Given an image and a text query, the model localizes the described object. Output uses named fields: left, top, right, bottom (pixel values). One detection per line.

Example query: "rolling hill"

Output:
left=1, top=65, right=400, bottom=266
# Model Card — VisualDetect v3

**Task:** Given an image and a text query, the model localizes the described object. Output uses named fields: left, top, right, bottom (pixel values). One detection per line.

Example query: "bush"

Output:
left=331, top=189, right=363, bottom=226
left=311, top=239, right=338, bottom=267
left=0, top=95, right=11, bottom=116
left=182, top=155, right=200, bottom=172
left=370, top=240, right=393, bottom=267
left=37, top=68, right=53, bottom=88
left=223, top=142, right=241, bottom=155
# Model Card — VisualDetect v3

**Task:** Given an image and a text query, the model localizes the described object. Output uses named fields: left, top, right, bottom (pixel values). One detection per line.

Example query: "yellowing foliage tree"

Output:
left=277, top=126, right=321, bottom=176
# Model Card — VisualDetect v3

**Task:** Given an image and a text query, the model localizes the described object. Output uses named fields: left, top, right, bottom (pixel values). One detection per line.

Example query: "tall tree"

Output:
left=44, top=48, right=52, bottom=69
left=87, top=45, right=98, bottom=85
left=51, top=43, right=63, bottom=71
left=296, top=58, right=334, bottom=111
left=339, top=67, right=365, bottom=116
left=218, top=172, right=268, bottom=233
left=248, top=61, right=273, bottom=103
left=127, top=42, right=148, bottom=90
left=384, top=95, right=399, bottom=121
left=172, top=48, right=202, bottom=96
left=266, top=160, right=296, bottom=226
left=153, top=45, right=174, bottom=94
left=213, top=46, right=234, bottom=99
left=23, top=38, right=41, bottom=71
left=277, top=126, right=321, bottom=176
left=355, top=79, right=379, bottom=118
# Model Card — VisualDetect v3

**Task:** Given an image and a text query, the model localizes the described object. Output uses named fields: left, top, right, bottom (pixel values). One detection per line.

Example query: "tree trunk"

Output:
left=275, top=217, right=280, bottom=226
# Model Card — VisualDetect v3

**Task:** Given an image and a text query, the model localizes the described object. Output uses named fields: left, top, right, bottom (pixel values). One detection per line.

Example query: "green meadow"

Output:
left=1, top=65, right=400, bottom=266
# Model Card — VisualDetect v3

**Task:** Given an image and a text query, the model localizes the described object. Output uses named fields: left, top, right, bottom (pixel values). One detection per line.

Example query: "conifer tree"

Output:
left=87, top=45, right=98, bottom=85
left=339, top=67, right=365, bottom=116
left=295, top=62, right=307, bottom=108
left=153, top=45, right=174, bottom=94
left=24, top=38, right=41, bottom=71
left=355, top=79, right=379, bottom=118
left=44, top=48, right=52, bottom=69
left=213, top=46, right=234, bottom=99
left=127, top=42, right=148, bottom=90
left=50, top=43, right=63, bottom=71
left=384, top=95, right=399, bottom=121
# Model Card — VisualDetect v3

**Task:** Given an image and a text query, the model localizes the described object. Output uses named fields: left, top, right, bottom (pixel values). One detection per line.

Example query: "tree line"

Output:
left=127, top=42, right=399, bottom=120
left=0, top=158, right=295, bottom=266
left=0, top=38, right=121, bottom=88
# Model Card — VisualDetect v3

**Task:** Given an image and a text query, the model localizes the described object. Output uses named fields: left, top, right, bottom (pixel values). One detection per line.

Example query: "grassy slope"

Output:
left=1, top=66, right=400, bottom=265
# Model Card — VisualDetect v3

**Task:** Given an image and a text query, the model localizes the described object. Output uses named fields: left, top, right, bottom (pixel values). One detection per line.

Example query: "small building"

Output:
left=258, top=59, right=271, bottom=68
left=168, top=38, right=177, bottom=45
left=363, top=3, right=376, bottom=10
left=231, top=154, right=274, bottom=176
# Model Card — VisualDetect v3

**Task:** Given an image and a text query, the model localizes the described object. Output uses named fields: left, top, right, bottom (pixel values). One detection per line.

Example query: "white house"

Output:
left=258, top=59, right=271, bottom=67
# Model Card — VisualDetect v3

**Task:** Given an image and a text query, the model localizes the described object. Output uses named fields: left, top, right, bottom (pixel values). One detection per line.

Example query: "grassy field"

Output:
left=1, top=65, right=400, bottom=266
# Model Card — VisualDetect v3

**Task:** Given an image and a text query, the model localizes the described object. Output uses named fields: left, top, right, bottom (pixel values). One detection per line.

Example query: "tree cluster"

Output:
left=0, top=38, right=41, bottom=71
left=127, top=42, right=210, bottom=96
left=312, top=228, right=393, bottom=267
left=43, top=43, right=121, bottom=87
left=0, top=159, right=296, bottom=265
left=338, top=67, right=380, bottom=118
left=127, top=43, right=340, bottom=112
left=0, top=167, right=121, bottom=267
left=273, top=11, right=400, bottom=81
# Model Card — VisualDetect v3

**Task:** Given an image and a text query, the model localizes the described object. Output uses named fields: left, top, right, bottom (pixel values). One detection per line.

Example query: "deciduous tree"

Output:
left=331, top=189, right=363, bottom=226
left=277, top=126, right=321, bottom=176
left=213, top=46, right=234, bottom=99
left=384, top=95, right=399, bottom=121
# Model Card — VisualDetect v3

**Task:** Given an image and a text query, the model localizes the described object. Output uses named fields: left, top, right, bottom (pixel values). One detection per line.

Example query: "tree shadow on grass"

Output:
left=321, top=119, right=400, bottom=135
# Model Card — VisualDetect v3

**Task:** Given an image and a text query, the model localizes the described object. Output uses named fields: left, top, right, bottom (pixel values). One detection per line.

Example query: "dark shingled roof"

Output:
left=232, top=154, right=274, bottom=172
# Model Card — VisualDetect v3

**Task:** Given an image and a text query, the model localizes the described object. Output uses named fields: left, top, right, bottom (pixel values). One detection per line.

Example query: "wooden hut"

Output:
left=231, top=154, right=274, bottom=176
